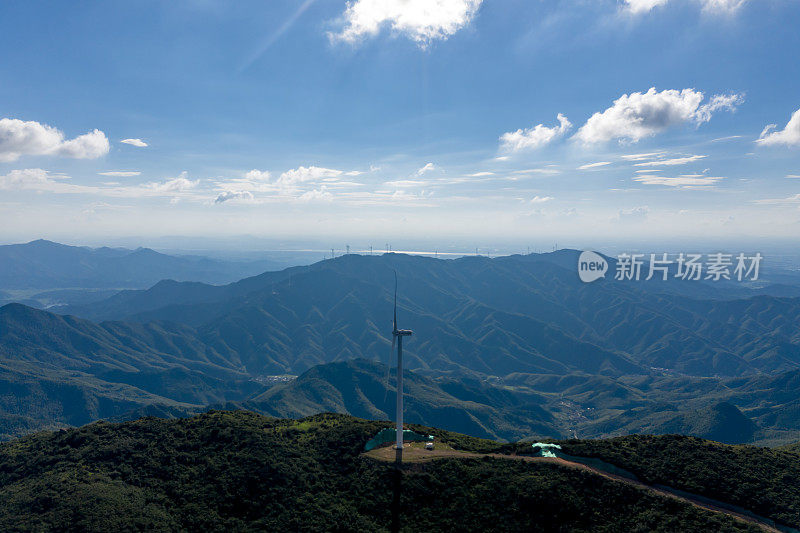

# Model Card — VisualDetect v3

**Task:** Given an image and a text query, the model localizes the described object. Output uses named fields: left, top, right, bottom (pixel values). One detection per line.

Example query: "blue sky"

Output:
left=1, top=0, right=800, bottom=247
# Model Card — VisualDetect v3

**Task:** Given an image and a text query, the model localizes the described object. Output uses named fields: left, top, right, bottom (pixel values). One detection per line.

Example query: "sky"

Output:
left=1, top=0, right=800, bottom=249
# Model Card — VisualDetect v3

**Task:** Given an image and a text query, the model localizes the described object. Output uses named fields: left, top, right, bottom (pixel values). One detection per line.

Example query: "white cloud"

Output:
left=578, top=161, right=612, bottom=170
left=0, top=118, right=110, bottom=162
left=530, top=195, right=553, bottom=203
left=623, top=0, right=746, bottom=14
left=214, top=190, right=255, bottom=204
left=511, top=168, right=560, bottom=175
left=700, top=0, right=746, bottom=13
left=385, top=179, right=427, bottom=188
left=694, top=93, right=745, bottom=124
left=120, top=138, right=148, bottom=147
left=58, top=129, right=110, bottom=159
left=467, top=171, right=494, bottom=177
left=633, top=174, right=725, bottom=187
left=145, top=172, right=199, bottom=193
left=0, top=168, right=207, bottom=199
left=415, top=162, right=436, bottom=176
left=332, top=0, right=482, bottom=46
left=757, top=108, right=800, bottom=147
left=711, top=135, right=744, bottom=142
left=623, top=0, right=668, bottom=14
left=0, top=168, right=68, bottom=190
left=81, top=202, right=130, bottom=216
left=212, top=169, right=275, bottom=195
left=574, top=88, right=743, bottom=144
left=299, top=187, right=334, bottom=202
left=786, top=174, right=800, bottom=179
left=633, top=155, right=707, bottom=166
left=754, top=193, right=800, bottom=205
left=500, top=114, right=571, bottom=152
left=621, top=151, right=665, bottom=161
left=98, top=171, right=141, bottom=177
left=212, top=166, right=360, bottom=201
left=245, top=169, right=271, bottom=181
left=278, top=166, right=343, bottom=185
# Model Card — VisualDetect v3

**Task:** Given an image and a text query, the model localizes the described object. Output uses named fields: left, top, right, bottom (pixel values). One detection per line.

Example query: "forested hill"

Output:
left=3, top=411, right=798, bottom=532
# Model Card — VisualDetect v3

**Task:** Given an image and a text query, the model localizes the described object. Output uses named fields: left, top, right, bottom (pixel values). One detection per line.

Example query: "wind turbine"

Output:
left=391, top=271, right=412, bottom=463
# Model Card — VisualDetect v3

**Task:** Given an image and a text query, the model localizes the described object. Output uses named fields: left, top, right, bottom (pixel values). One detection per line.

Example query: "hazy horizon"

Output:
left=3, top=235, right=800, bottom=268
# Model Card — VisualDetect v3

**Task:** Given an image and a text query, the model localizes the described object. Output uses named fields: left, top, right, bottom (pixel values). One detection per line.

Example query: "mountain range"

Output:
left=0, top=240, right=287, bottom=308
left=58, top=250, right=800, bottom=377
left=3, top=248, right=800, bottom=444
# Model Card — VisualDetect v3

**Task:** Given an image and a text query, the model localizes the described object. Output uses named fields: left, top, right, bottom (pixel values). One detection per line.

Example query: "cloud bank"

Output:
left=0, top=118, right=109, bottom=162
left=0, top=168, right=68, bottom=190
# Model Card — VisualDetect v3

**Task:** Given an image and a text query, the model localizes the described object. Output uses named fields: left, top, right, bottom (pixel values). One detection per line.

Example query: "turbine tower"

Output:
left=391, top=271, right=412, bottom=463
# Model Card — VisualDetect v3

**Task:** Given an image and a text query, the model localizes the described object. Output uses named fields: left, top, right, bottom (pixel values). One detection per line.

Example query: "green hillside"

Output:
left=561, top=434, right=800, bottom=528
left=0, top=411, right=781, bottom=532
left=249, top=358, right=556, bottom=441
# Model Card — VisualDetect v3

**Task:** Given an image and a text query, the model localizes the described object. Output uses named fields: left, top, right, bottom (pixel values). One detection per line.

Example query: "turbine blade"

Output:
left=393, top=270, right=398, bottom=332
left=383, top=334, right=396, bottom=406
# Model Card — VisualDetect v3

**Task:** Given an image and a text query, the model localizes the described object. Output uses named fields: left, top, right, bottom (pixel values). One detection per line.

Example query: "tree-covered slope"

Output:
left=560, top=434, right=800, bottom=528
left=0, top=411, right=773, bottom=532
left=249, top=358, right=556, bottom=441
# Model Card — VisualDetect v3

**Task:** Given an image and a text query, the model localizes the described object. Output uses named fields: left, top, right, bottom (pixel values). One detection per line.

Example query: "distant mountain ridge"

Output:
left=61, top=251, right=800, bottom=377
left=0, top=239, right=283, bottom=290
